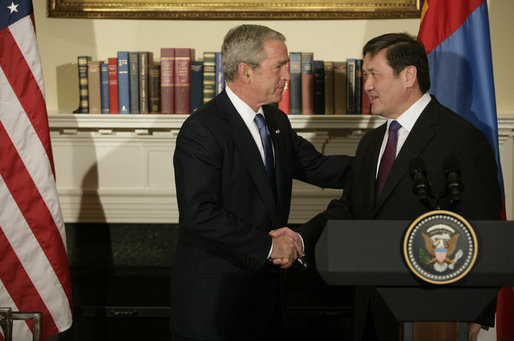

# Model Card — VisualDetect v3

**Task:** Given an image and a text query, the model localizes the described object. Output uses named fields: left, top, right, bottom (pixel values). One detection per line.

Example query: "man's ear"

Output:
left=404, top=65, right=417, bottom=88
left=237, top=63, right=251, bottom=83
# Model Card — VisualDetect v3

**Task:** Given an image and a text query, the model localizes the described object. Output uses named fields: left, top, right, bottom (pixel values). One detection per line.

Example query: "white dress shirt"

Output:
left=225, top=85, right=270, bottom=165
left=376, top=92, right=432, bottom=178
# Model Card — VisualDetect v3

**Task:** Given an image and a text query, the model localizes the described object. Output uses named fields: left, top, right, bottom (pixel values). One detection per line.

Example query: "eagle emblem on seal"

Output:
left=420, top=224, right=463, bottom=272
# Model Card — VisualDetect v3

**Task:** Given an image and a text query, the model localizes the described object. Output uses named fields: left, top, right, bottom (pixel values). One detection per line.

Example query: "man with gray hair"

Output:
left=170, top=24, right=351, bottom=340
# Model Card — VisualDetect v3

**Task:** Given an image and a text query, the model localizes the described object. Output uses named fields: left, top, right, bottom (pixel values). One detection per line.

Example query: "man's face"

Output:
left=248, top=40, right=290, bottom=109
left=362, top=49, right=410, bottom=119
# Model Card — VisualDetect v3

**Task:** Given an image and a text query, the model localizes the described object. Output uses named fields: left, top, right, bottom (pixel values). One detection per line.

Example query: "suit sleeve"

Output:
left=295, top=194, right=352, bottom=266
left=287, top=121, right=353, bottom=189
left=174, top=118, right=271, bottom=269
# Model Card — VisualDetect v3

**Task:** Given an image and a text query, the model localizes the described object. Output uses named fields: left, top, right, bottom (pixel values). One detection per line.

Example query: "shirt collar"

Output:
left=392, top=92, right=431, bottom=132
left=226, top=85, right=264, bottom=125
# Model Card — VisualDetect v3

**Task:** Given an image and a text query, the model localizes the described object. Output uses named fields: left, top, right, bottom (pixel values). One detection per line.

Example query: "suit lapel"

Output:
left=217, top=92, right=277, bottom=225
left=374, top=103, right=438, bottom=214
left=362, top=126, right=385, bottom=215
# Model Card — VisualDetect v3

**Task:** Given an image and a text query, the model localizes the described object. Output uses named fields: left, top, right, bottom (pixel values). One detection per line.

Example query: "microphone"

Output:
left=409, top=158, right=436, bottom=210
left=444, top=157, right=464, bottom=208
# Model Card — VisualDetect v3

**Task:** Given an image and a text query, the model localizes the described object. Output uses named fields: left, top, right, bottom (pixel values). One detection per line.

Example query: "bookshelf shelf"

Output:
left=49, top=114, right=514, bottom=223
left=48, top=113, right=387, bottom=130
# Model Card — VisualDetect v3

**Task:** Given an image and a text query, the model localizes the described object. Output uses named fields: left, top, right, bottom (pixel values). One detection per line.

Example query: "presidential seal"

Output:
left=403, top=210, right=477, bottom=285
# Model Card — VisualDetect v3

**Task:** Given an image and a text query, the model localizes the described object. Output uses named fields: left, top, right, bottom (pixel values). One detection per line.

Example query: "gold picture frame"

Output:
left=48, top=0, right=422, bottom=20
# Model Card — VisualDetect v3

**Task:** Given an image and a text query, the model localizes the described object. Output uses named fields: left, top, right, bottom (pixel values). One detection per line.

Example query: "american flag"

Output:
left=0, top=0, right=72, bottom=339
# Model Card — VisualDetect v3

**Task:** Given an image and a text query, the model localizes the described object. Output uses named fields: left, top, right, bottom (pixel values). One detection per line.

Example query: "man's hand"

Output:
left=269, top=235, right=300, bottom=269
left=468, top=322, right=481, bottom=341
left=269, top=227, right=304, bottom=269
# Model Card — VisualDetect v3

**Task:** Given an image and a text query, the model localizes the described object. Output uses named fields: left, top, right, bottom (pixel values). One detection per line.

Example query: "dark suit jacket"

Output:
left=170, top=90, right=352, bottom=339
left=299, top=96, right=502, bottom=340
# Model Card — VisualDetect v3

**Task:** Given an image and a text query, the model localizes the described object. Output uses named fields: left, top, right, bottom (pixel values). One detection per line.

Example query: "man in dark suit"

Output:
left=292, top=33, right=502, bottom=341
left=170, top=24, right=352, bottom=340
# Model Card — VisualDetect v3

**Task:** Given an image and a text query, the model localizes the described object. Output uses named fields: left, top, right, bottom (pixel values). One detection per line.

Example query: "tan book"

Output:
left=333, top=61, right=347, bottom=115
left=87, top=60, right=102, bottom=114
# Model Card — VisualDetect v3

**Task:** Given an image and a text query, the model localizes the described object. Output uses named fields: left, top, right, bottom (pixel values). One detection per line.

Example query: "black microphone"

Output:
left=444, top=157, right=464, bottom=208
left=409, top=158, right=436, bottom=210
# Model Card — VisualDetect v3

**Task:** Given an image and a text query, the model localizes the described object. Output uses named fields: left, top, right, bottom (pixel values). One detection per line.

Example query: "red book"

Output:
left=174, top=48, right=191, bottom=114
left=160, top=48, right=175, bottom=114
left=108, top=57, right=119, bottom=114
left=278, top=80, right=290, bottom=114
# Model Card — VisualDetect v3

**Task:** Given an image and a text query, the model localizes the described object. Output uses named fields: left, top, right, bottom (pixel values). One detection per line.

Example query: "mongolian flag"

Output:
left=0, top=0, right=73, bottom=339
left=418, top=0, right=511, bottom=339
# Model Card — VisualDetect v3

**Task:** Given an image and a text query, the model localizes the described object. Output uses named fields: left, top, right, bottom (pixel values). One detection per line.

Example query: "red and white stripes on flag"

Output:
left=0, top=1, right=72, bottom=339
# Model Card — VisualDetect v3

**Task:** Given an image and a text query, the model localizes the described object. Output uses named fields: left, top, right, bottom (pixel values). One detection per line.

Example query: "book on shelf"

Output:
left=334, top=61, right=347, bottom=115
left=148, top=64, right=161, bottom=114
left=354, top=59, right=363, bottom=115
left=313, top=60, right=325, bottom=115
left=108, top=57, right=119, bottom=114
left=160, top=48, right=175, bottom=114
left=100, top=63, right=110, bottom=114
left=117, top=51, right=130, bottom=114
left=75, top=56, right=91, bottom=113
left=139, top=51, right=151, bottom=114
left=129, top=51, right=140, bottom=114
left=215, top=52, right=225, bottom=95
left=190, top=60, right=203, bottom=114
left=174, top=48, right=192, bottom=114
left=361, top=67, right=371, bottom=115
left=73, top=50, right=372, bottom=116
left=301, top=52, right=314, bottom=115
left=289, top=52, right=302, bottom=115
left=87, top=60, right=102, bottom=114
left=278, top=79, right=290, bottom=114
left=324, top=61, right=334, bottom=115
left=346, top=58, right=359, bottom=114
left=203, top=51, right=216, bottom=104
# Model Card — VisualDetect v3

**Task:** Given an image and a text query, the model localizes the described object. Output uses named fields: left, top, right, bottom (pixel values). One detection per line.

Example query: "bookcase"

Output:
left=49, top=114, right=514, bottom=223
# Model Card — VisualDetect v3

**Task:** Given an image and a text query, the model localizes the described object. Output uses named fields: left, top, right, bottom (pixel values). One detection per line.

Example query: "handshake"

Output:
left=268, top=227, right=305, bottom=269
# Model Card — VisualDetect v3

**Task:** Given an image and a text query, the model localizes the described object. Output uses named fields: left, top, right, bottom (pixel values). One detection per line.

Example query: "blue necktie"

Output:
left=254, top=114, right=275, bottom=184
left=376, top=120, right=401, bottom=198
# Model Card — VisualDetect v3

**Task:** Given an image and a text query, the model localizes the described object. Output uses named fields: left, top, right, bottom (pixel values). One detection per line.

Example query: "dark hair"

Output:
left=362, top=33, right=431, bottom=93
left=221, top=24, right=286, bottom=82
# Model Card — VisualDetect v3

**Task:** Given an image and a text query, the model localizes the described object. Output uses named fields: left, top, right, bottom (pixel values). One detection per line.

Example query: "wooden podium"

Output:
left=315, top=219, right=514, bottom=340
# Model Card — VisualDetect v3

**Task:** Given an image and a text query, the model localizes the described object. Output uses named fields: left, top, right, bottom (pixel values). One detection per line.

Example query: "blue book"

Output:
left=215, top=52, right=224, bottom=95
left=117, top=51, right=130, bottom=114
left=289, top=52, right=302, bottom=115
left=129, top=51, right=140, bottom=113
left=190, top=61, right=203, bottom=114
left=100, top=63, right=110, bottom=114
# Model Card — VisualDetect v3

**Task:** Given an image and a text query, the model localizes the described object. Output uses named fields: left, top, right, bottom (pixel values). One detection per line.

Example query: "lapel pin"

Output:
left=275, top=129, right=280, bottom=134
